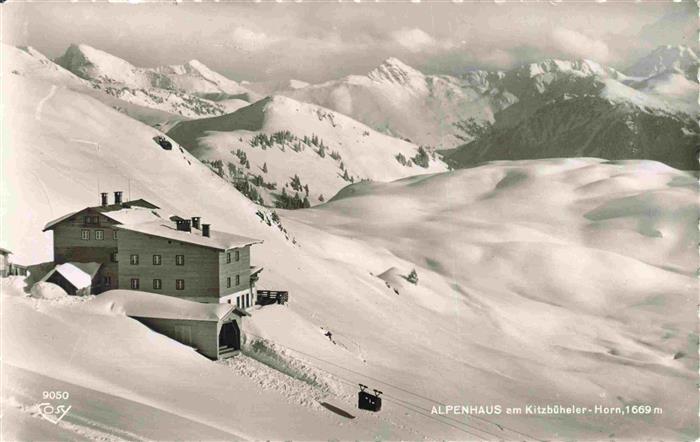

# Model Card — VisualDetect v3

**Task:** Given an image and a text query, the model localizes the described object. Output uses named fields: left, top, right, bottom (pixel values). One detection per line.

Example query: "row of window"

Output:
left=81, top=229, right=117, bottom=241
left=127, top=254, right=185, bottom=266
left=84, top=215, right=100, bottom=225
left=130, top=278, right=185, bottom=290
left=105, top=276, right=243, bottom=292
left=226, top=251, right=241, bottom=263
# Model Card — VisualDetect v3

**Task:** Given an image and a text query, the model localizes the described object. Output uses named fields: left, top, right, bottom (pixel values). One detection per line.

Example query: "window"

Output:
left=227, top=277, right=231, bottom=288
left=92, top=216, right=99, bottom=224
left=235, top=250, right=240, bottom=262
left=95, top=230, right=104, bottom=240
left=236, top=296, right=241, bottom=308
left=176, top=255, right=185, bottom=266
left=153, top=279, right=162, bottom=290
left=104, top=276, right=112, bottom=287
left=130, top=278, right=140, bottom=289
left=176, top=279, right=185, bottom=290
left=226, top=252, right=231, bottom=263
left=113, top=230, right=118, bottom=240
left=246, top=293, right=250, bottom=308
left=84, top=215, right=91, bottom=224
left=153, top=254, right=162, bottom=265
left=130, top=254, right=139, bottom=265
left=235, top=275, right=240, bottom=286
left=81, top=229, right=90, bottom=240
left=110, top=252, right=118, bottom=263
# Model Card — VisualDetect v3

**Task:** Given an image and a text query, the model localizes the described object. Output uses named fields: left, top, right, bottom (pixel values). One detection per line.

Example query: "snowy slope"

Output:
left=2, top=284, right=411, bottom=440
left=2, top=65, right=698, bottom=440
left=280, top=158, right=697, bottom=440
left=166, top=95, right=448, bottom=206
left=2, top=44, right=187, bottom=128
left=282, top=57, right=515, bottom=148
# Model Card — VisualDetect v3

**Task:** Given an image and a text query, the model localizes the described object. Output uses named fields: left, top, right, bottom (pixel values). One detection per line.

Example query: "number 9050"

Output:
left=42, top=391, right=69, bottom=400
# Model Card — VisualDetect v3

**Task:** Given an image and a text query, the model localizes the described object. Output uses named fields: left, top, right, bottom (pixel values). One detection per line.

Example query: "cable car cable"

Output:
left=244, top=332, right=542, bottom=441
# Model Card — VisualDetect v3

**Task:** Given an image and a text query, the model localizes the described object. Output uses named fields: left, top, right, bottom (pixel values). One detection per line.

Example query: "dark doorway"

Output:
left=219, top=321, right=241, bottom=352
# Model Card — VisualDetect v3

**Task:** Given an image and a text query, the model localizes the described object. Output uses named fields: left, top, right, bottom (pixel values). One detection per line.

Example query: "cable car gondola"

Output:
left=358, top=384, right=382, bottom=412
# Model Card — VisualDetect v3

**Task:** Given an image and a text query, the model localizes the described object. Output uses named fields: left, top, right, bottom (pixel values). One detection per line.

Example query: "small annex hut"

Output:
left=98, top=290, right=247, bottom=360
left=40, top=262, right=102, bottom=296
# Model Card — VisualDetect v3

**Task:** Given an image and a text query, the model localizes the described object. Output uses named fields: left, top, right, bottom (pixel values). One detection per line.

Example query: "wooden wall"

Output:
left=218, top=246, right=252, bottom=300
left=51, top=208, right=119, bottom=292
left=117, top=230, right=220, bottom=302
left=132, top=316, right=220, bottom=359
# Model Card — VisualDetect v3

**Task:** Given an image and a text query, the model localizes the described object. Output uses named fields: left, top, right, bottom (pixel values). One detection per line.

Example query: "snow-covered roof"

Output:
left=41, top=262, right=102, bottom=289
left=0, top=247, right=11, bottom=255
left=43, top=210, right=79, bottom=231
left=95, top=290, right=235, bottom=322
left=42, top=201, right=161, bottom=231
left=100, top=207, right=162, bottom=225
left=115, top=221, right=263, bottom=251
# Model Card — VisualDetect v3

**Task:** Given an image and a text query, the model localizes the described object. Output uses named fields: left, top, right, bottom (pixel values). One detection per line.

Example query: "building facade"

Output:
left=44, top=192, right=263, bottom=307
left=42, top=191, right=163, bottom=293
left=116, top=221, right=261, bottom=307
left=45, top=207, right=120, bottom=292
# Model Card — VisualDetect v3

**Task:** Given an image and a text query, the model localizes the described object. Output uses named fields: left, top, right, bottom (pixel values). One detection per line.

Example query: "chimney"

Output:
left=202, top=224, right=210, bottom=237
left=175, top=219, right=191, bottom=232
left=191, top=217, right=201, bottom=230
left=114, top=191, right=123, bottom=205
left=100, top=192, right=108, bottom=207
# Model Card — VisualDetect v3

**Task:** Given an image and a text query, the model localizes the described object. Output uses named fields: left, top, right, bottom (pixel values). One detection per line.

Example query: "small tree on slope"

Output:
left=407, top=269, right=419, bottom=285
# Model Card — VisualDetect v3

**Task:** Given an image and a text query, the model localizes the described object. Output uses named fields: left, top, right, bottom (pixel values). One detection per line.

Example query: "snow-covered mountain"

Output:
left=2, top=44, right=189, bottom=128
left=627, top=45, right=699, bottom=80
left=443, top=54, right=699, bottom=171
left=280, top=51, right=697, bottom=163
left=52, top=44, right=257, bottom=120
left=281, top=57, right=516, bottom=148
left=166, top=95, right=447, bottom=207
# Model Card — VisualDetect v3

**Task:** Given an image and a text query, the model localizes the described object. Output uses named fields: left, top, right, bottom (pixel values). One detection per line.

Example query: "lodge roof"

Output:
left=42, top=200, right=162, bottom=231
left=115, top=220, right=263, bottom=251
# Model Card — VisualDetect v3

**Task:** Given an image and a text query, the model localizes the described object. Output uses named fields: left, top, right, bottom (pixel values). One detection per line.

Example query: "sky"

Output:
left=2, top=1, right=696, bottom=83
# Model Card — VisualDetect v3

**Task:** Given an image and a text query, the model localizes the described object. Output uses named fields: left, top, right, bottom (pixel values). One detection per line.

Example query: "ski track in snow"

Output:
left=35, top=84, right=58, bottom=121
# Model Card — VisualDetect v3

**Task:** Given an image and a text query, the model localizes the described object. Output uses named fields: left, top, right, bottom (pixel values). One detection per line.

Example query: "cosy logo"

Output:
left=38, top=391, right=71, bottom=424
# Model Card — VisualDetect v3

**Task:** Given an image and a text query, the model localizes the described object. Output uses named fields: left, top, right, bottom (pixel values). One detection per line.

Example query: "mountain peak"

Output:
left=55, top=43, right=140, bottom=84
left=368, top=57, right=424, bottom=85
left=185, top=59, right=209, bottom=72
